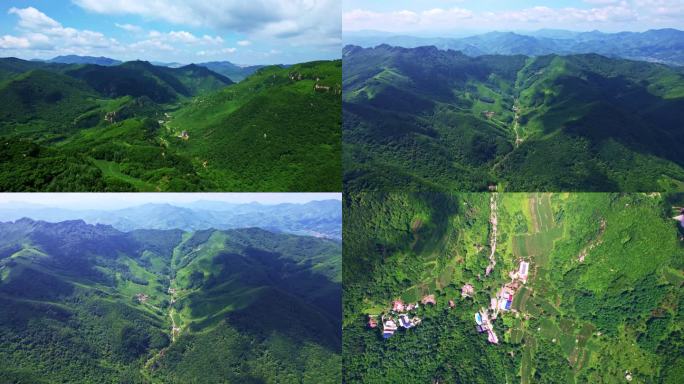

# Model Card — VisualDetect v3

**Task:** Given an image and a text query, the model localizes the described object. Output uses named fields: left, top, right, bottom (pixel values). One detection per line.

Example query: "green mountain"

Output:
left=167, top=60, right=342, bottom=191
left=343, top=192, right=684, bottom=383
left=48, top=55, right=122, bottom=66
left=197, top=61, right=265, bottom=82
left=0, top=57, right=341, bottom=192
left=64, top=61, right=233, bottom=103
left=343, top=45, right=684, bottom=192
left=0, top=219, right=341, bottom=383
left=345, top=28, right=684, bottom=66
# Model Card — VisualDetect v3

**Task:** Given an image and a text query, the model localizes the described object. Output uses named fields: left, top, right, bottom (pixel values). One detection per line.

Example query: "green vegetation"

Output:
left=343, top=192, right=684, bottom=383
left=343, top=45, right=684, bottom=192
left=0, top=219, right=341, bottom=383
left=0, top=57, right=341, bottom=191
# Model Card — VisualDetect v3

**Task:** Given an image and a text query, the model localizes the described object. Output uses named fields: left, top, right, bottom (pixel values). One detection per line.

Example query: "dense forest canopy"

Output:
left=0, top=219, right=341, bottom=383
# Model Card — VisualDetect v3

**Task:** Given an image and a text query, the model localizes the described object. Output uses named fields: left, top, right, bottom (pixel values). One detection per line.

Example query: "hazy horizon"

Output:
left=343, top=0, right=684, bottom=34
left=0, top=193, right=341, bottom=211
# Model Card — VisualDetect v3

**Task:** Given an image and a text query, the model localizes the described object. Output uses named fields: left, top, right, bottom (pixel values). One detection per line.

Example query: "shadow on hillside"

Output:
left=543, top=74, right=684, bottom=167
left=184, top=246, right=342, bottom=352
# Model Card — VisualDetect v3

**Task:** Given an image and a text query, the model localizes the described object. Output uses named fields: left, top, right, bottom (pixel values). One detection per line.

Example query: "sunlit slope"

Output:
left=169, top=60, right=342, bottom=191
left=0, top=58, right=341, bottom=191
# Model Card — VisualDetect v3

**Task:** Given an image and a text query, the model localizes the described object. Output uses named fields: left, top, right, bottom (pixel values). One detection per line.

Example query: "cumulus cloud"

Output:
left=130, top=39, right=173, bottom=51
left=73, top=0, right=340, bottom=47
left=115, top=23, right=142, bottom=32
left=2, top=6, right=118, bottom=52
left=343, top=0, right=684, bottom=32
left=0, top=35, right=30, bottom=49
left=343, top=7, right=472, bottom=31
left=237, top=40, right=251, bottom=46
left=197, top=47, right=237, bottom=56
left=168, top=30, right=198, bottom=43
left=9, top=6, right=61, bottom=29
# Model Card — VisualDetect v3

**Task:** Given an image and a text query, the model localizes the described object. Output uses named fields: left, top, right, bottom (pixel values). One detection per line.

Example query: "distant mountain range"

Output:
left=0, top=199, right=341, bottom=239
left=345, top=28, right=684, bottom=66
left=38, top=55, right=265, bottom=82
left=48, top=55, right=122, bottom=66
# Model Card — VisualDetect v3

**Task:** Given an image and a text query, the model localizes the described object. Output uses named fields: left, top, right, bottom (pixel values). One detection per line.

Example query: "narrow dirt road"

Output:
left=512, top=99, right=523, bottom=148
left=485, top=193, right=498, bottom=277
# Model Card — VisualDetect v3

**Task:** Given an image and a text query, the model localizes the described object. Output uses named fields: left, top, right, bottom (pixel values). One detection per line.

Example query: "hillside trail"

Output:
left=491, top=99, right=524, bottom=173
left=141, top=277, right=180, bottom=379
left=512, top=99, right=523, bottom=148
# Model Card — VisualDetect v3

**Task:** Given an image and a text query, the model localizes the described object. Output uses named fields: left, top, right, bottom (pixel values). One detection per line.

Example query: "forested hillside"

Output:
left=343, top=45, right=684, bottom=192
left=0, top=219, right=341, bottom=383
left=0, top=57, right=341, bottom=191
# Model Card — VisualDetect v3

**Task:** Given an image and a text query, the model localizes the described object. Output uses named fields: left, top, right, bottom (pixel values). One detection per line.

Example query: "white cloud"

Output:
left=343, top=1, right=684, bottom=32
left=168, top=30, right=198, bottom=43
left=3, top=6, right=118, bottom=52
left=73, top=0, right=340, bottom=47
left=9, top=6, right=61, bottom=29
left=202, top=35, right=224, bottom=44
left=343, top=7, right=472, bottom=31
left=130, top=39, right=174, bottom=51
left=197, top=47, right=237, bottom=56
left=237, top=40, right=251, bottom=46
left=0, top=35, right=30, bottom=49
left=115, top=23, right=142, bottom=32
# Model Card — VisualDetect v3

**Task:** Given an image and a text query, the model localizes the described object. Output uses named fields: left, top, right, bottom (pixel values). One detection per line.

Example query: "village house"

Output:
left=367, top=315, right=378, bottom=329
left=461, top=284, right=474, bottom=298
left=382, top=316, right=398, bottom=339
left=421, top=294, right=436, bottom=305
left=392, top=300, right=405, bottom=312
left=518, top=261, right=529, bottom=282
left=314, top=83, right=331, bottom=92
left=135, top=293, right=149, bottom=303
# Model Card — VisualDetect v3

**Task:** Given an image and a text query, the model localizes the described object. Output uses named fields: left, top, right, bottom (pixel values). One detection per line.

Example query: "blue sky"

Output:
left=0, top=193, right=341, bottom=210
left=343, top=0, right=684, bottom=35
left=0, top=1, right=340, bottom=64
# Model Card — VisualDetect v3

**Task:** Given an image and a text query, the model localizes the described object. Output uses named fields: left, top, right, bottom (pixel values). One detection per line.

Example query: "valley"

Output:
left=0, top=219, right=342, bottom=383
left=342, top=192, right=684, bottom=383
left=0, top=57, right=342, bottom=192
left=343, top=45, right=684, bottom=192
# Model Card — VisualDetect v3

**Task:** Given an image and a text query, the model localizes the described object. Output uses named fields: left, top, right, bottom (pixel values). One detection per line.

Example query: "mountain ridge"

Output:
left=343, top=45, right=684, bottom=191
left=0, top=218, right=341, bottom=383
left=0, top=200, right=342, bottom=239
left=345, top=28, right=684, bottom=66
